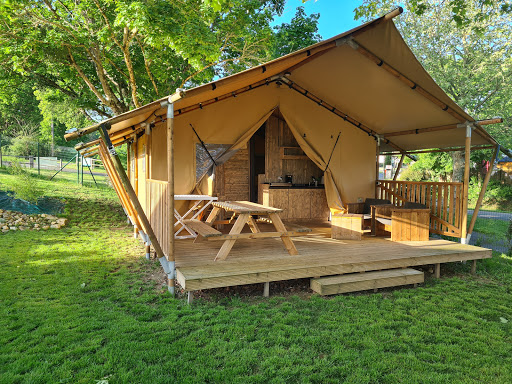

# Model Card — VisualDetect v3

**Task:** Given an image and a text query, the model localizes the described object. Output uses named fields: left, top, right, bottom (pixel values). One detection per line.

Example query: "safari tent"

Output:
left=66, top=8, right=507, bottom=297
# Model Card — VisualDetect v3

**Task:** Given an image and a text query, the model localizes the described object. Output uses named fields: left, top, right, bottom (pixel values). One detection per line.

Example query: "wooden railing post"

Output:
left=461, top=123, right=472, bottom=244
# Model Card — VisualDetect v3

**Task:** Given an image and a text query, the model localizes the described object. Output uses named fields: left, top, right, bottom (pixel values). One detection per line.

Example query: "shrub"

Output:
left=4, top=160, right=43, bottom=203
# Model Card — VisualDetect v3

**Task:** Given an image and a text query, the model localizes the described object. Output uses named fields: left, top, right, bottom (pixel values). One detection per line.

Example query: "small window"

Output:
left=195, top=143, right=230, bottom=181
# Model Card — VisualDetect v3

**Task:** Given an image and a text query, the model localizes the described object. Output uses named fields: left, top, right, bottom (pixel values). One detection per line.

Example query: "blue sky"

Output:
left=272, top=0, right=363, bottom=40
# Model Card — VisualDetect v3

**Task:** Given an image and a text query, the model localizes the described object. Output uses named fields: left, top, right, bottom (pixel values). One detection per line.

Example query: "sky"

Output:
left=272, top=0, right=364, bottom=40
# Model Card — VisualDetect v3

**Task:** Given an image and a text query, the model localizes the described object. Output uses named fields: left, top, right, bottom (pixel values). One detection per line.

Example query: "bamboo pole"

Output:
left=461, top=124, right=472, bottom=243
left=467, top=146, right=499, bottom=240
left=393, top=154, right=405, bottom=181
left=166, top=102, right=176, bottom=296
left=98, top=125, right=165, bottom=259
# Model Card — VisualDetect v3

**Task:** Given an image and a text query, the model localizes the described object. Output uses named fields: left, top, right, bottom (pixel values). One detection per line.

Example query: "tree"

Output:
left=269, top=7, right=321, bottom=59
left=0, top=0, right=287, bottom=118
left=355, top=0, right=512, bottom=28
left=355, top=0, right=512, bottom=180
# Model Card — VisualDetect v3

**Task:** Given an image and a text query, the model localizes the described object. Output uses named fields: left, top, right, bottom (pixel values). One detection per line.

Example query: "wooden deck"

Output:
left=175, top=225, right=492, bottom=291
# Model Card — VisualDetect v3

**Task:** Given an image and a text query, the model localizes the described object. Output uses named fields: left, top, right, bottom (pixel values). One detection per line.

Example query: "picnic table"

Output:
left=173, top=195, right=218, bottom=239
left=184, top=201, right=309, bottom=261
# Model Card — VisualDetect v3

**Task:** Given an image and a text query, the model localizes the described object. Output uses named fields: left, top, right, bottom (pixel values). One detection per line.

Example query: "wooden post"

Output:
left=461, top=124, right=472, bottom=243
left=434, top=263, right=441, bottom=278
left=375, top=138, right=380, bottom=197
left=166, top=102, right=176, bottom=296
left=467, top=146, right=499, bottom=239
left=263, top=282, right=270, bottom=297
left=98, top=125, right=165, bottom=261
left=393, top=154, right=405, bottom=181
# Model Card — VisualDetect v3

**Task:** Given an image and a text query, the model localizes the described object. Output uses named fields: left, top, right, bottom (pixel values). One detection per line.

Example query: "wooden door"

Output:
left=136, top=135, right=147, bottom=212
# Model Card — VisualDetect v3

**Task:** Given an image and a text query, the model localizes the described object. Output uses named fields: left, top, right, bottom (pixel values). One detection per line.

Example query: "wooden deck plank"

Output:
left=175, top=234, right=492, bottom=291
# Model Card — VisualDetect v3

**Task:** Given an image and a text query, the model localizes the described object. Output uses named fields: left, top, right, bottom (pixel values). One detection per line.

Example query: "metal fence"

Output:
left=0, top=135, right=108, bottom=187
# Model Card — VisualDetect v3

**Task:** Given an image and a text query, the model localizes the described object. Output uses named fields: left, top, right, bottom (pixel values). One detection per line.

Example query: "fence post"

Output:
left=37, top=141, right=40, bottom=176
left=0, top=135, right=2, bottom=167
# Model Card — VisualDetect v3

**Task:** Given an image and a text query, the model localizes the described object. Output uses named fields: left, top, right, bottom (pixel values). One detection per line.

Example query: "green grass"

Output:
left=1, top=169, right=512, bottom=383
left=471, top=217, right=511, bottom=242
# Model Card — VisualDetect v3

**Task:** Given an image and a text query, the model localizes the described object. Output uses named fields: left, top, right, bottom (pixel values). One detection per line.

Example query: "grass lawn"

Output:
left=1, top=168, right=512, bottom=383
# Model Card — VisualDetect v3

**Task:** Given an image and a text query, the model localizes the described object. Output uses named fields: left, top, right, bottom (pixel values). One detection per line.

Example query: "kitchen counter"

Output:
left=259, top=183, right=330, bottom=220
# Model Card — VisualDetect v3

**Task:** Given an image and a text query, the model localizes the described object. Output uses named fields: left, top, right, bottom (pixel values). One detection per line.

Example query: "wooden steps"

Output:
left=310, top=268, right=424, bottom=295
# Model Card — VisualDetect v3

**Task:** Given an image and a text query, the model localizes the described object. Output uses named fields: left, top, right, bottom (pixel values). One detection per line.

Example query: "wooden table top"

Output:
left=212, top=201, right=282, bottom=214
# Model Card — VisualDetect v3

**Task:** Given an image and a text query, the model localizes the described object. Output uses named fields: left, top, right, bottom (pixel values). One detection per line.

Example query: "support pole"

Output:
left=467, top=146, right=499, bottom=241
left=263, top=282, right=270, bottom=297
left=98, top=125, right=165, bottom=261
left=434, top=263, right=441, bottom=278
left=393, top=154, right=405, bottom=181
left=50, top=154, right=76, bottom=180
left=77, top=153, right=80, bottom=184
left=37, top=141, right=40, bottom=176
left=165, top=102, right=176, bottom=296
left=84, top=156, right=98, bottom=186
left=461, top=124, right=472, bottom=243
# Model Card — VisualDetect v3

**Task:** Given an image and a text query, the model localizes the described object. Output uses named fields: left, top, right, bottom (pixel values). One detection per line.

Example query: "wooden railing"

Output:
left=376, top=180, right=464, bottom=237
left=147, top=179, right=169, bottom=256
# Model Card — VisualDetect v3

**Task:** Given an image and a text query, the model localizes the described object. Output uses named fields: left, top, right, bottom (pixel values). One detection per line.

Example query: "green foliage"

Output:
left=0, top=81, right=42, bottom=137
left=0, top=0, right=312, bottom=118
left=3, top=160, right=43, bottom=203
left=399, top=152, right=453, bottom=181
left=355, top=0, right=512, bottom=28
left=6, top=127, right=39, bottom=157
left=468, top=177, right=512, bottom=211
left=269, top=7, right=321, bottom=59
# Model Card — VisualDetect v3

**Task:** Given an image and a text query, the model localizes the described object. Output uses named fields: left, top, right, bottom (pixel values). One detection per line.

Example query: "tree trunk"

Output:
left=452, top=151, right=464, bottom=182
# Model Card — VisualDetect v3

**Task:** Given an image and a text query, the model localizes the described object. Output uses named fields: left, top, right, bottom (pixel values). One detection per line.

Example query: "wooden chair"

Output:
left=372, top=202, right=430, bottom=241
left=332, top=198, right=391, bottom=240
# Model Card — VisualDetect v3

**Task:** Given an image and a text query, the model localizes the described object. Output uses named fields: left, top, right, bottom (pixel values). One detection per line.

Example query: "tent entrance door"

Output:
left=249, top=124, right=266, bottom=203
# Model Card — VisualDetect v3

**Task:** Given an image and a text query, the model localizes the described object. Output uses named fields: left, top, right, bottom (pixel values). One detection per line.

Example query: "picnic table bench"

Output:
left=183, top=201, right=311, bottom=261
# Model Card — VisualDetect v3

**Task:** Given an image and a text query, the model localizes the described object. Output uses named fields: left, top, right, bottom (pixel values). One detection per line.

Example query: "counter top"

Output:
left=263, top=183, right=325, bottom=190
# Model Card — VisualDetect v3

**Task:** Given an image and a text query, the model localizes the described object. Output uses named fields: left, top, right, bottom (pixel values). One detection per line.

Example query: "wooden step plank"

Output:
left=310, top=268, right=424, bottom=295
left=183, top=219, right=222, bottom=237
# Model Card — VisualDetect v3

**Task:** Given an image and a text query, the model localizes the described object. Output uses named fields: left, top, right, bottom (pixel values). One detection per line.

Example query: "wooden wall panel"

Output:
left=214, top=147, right=250, bottom=202
left=265, top=114, right=323, bottom=185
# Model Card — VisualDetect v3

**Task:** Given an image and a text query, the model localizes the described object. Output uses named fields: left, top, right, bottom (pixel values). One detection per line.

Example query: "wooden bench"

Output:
left=184, top=219, right=312, bottom=242
left=183, top=219, right=222, bottom=239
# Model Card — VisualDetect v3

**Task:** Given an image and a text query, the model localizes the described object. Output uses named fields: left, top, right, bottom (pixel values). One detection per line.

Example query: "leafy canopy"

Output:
left=0, top=0, right=318, bottom=120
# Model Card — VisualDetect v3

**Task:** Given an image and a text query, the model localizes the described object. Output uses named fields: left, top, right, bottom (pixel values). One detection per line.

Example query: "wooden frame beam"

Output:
left=467, top=145, right=499, bottom=239
left=98, top=124, right=165, bottom=260
left=278, top=77, right=414, bottom=160
left=382, top=145, right=495, bottom=156
left=383, top=118, right=503, bottom=138
left=393, top=154, right=405, bottom=181
left=345, top=39, right=497, bottom=146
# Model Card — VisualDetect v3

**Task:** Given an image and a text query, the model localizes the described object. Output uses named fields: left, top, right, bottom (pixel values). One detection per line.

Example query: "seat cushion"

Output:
left=403, top=202, right=428, bottom=209
left=363, top=198, right=391, bottom=214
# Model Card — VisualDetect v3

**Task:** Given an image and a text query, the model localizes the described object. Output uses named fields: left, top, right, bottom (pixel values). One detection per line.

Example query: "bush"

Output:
left=3, top=160, right=43, bottom=203
left=468, top=177, right=512, bottom=211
